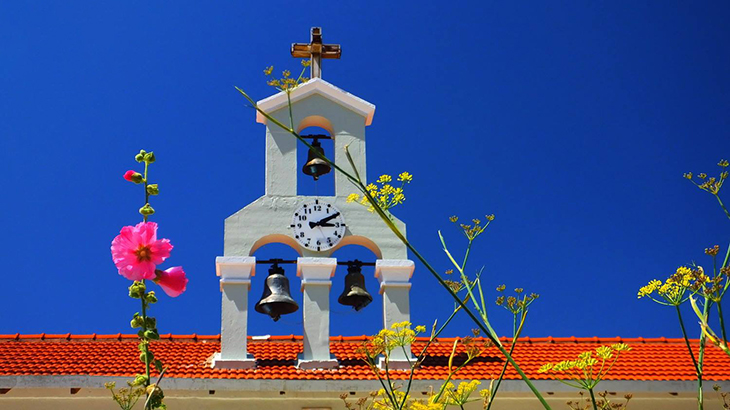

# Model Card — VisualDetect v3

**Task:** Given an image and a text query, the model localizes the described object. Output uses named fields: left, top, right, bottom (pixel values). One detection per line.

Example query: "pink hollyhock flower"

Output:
left=111, top=222, right=173, bottom=280
left=123, top=170, right=137, bottom=181
left=154, top=267, right=189, bottom=297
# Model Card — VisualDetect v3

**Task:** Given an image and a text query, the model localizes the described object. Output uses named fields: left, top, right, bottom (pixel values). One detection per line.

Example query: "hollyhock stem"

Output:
left=140, top=287, right=151, bottom=409
left=143, top=162, right=150, bottom=223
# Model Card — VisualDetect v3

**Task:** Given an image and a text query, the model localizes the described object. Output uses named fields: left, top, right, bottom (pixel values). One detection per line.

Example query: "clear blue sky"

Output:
left=1, top=1, right=729, bottom=339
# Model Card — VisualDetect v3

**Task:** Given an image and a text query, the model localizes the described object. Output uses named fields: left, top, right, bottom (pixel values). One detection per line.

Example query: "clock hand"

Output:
left=308, top=212, right=341, bottom=229
left=317, top=212, right=340, bottom=224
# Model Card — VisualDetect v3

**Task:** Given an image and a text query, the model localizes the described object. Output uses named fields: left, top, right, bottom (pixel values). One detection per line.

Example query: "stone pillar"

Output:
left=375, top=259, right=415, bottom=369
left=297, top=257, right=338, bottom=369
left=212, top=256, right=256, bottom=369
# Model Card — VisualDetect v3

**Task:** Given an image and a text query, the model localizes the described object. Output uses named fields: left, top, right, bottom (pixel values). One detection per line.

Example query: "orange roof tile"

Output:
left=0, top=334, right=728, bottom=381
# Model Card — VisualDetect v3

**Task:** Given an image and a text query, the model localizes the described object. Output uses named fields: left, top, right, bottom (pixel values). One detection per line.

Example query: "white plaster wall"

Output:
left=225, top=195, right=407, bottom=259
left=0, top=376, right=722, bottom=410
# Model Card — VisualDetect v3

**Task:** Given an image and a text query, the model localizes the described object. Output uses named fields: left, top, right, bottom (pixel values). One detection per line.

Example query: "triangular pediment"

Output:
left=255, top=78, right=376, bottom=126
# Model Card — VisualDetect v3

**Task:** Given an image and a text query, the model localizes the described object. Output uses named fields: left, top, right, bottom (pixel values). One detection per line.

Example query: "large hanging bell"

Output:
left=338, top=262, right=373, bottom=311
left=255, top=263, right=299, bottom=321
left=302, top=138, right=331, bottom=180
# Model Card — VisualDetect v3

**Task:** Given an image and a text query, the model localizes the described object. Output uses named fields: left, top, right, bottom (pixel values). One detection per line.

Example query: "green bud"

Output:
left=135, top=150, right=147, bottom=163
left=132, top=374, right=149, bottom=386
left=139, top=203, right=155, bottom=216
left=144, top=317, right=156, bottom=329
left=139, top=350, right=154, bottom=362
left=144, top=330, right=160, bottom=340
left=130, top=314, right=144, bottom=329
left=145, top=291, right=158, bottom=304
left=128, top=281, right=146, bottom=299
left=146, top=184, right=159, bottom=196
left=144, top=152, right=156, bottom=164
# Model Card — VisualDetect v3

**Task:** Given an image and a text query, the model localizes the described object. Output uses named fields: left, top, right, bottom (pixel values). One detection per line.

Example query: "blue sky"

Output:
left=1, top=1, right=729, bottom=339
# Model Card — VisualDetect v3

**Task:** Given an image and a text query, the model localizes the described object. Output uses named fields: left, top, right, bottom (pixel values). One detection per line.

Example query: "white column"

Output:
left=297, top=257, right=338, bottom=369
left=212, top=256, right=256, bottom=369
left=375, top=259, right=415, bottom=369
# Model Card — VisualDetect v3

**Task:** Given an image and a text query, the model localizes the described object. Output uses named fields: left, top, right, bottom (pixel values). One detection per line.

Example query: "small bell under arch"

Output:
left=302, top=138, right=331, bottom=180
left=338, top=261, right=373, bottom=311
left=255, top=263, right=299, bottom=321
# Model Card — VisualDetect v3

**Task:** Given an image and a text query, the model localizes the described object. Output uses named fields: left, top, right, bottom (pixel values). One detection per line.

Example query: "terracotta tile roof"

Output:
left=1, top=334, right=728, bottom=381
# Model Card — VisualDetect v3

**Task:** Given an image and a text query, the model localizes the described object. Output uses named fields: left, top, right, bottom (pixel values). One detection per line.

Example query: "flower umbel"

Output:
left=637, top=266, right=706, bottom=306
left=348, top=173, right=413, bottom=213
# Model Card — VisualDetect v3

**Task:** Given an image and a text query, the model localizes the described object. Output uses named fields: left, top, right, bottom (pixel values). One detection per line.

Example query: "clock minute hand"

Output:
left=318, top=212, right=340, bottom=225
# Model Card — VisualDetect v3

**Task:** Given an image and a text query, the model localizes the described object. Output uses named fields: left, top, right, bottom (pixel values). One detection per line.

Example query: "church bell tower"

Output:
left=213, top=28, right=415, bottom=370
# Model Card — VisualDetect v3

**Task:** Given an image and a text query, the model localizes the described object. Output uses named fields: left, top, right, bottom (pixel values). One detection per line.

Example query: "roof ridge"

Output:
left=0, top=333, right=698, bottom=344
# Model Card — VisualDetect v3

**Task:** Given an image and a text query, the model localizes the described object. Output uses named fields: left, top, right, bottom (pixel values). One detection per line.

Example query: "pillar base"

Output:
left=378, top=356, right=415, bottom=371
left=211, top=352, right=256, bottom=369
left=297, top=356, right=339, bottom=370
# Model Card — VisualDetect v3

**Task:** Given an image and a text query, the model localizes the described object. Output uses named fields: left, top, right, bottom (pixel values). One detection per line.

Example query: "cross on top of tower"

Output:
left=291, top=27, right=341, bottom=79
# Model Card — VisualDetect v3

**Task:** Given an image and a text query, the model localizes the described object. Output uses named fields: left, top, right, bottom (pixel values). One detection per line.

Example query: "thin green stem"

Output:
left=588, top=388, right=598, bottom=410
left=143, top=162, right=149, bottom=222
left=460, top=240, right=473, bottom=273
left=140, top=289, right=151, bottom=410
left=286, top=92, right=294, bottom=132
left=719, top=302, right=729, bottom=347
left=697, top=299, right=712, bottom=410
left=715, top=195, right=730, bottom=221
left=675, top=305, right=700, bottom=376
left=486, top=335, right=519, bottom=410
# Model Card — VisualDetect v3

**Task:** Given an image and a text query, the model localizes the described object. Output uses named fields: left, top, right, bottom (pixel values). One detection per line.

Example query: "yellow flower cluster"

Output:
left=449, top=214, right=495, bottom=241
left=364, top=321, right=425, bottom=357
left=347, top=173, right=413, bottom=213
left=263, top=60, right=311, bottom=93
left=538, top=344, right=631, bottom=390
left=684, top=159, right=729, bottom=195
left=439, top=380, right=481, bottom=407
left=638, top=266, right=706, bottom=306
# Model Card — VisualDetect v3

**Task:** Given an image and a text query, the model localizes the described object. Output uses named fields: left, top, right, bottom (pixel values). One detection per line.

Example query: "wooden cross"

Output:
left=291, top=27, right=341, bottom=79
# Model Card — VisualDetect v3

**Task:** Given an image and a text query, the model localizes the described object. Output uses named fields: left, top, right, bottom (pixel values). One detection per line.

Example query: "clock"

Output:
left=290, top=200, right=346, bottom=252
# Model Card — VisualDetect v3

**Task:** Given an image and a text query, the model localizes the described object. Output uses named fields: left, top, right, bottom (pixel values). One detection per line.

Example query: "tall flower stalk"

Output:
left=107, top=150, right=189, bottom=410
left=235, top=67, right=553, bottom=409
left=637, top=159, right=730, bottom=410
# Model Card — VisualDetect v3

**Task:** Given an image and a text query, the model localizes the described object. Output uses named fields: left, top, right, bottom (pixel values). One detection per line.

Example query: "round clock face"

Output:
left=290, top=200, right=346, bottom=252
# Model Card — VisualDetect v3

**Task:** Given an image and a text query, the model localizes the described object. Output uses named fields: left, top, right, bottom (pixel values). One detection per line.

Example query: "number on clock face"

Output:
left=290, top=200, right=346, bottom=252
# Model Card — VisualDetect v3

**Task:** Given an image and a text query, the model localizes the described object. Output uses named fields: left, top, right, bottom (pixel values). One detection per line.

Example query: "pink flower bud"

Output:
left=124, top=170, right=144, bottom=184
left=154, top=266, right=188, bottom=297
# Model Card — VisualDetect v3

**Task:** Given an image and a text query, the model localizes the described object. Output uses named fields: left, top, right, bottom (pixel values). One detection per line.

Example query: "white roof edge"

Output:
left=255, top=78, right=376, bottom=126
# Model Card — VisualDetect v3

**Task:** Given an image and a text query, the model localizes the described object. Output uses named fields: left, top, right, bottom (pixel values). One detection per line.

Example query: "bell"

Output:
left=338, top=262, right=373, bottom=311
left=302, top=138, right=331, bottom=180
left=255, top=263, right=299, bottom=321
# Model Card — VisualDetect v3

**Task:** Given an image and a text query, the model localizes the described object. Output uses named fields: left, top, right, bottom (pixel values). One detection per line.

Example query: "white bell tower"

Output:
left=213, top=28, right=414, bottom=370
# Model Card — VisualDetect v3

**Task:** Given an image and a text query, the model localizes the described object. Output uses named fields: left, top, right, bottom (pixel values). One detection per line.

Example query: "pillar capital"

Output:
left=297, top=257, right=337, bottom=289
left=216, top=256, right=256, bottom=290
left=375, top=259, right=414, bottom=293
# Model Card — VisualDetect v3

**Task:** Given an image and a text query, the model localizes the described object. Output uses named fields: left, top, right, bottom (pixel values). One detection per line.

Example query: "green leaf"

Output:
left=154, top=359, right=163, bottom=373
